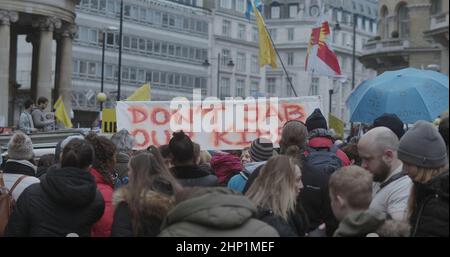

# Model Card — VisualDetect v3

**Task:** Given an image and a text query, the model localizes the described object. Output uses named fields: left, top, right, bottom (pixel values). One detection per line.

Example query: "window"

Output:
left=342, top=33, right=348, bottom=47
left=271, top=5, right=280, bottom=19
left=222, top=20, right=231, bottom=37
left=397, top=3, right=409, bottom=38
left=79, top=61, right=87, bottom=74
left=221, top=49, right=231, bottom=67
left=380, top=6, right=389, bottom=38
left=250, top=82, right=259, bottom=96
left=238, top=24, right=246, bottom=40
left=251, top=55, right=259, bottom=73
left=139, top=38, right=146, bottom=51
left=123, top=35, right=130, bottom=49
left=268, top=28, right=277, bottom=41
left=220, top=77, right=231, bottom=98
left=88, top=28, right=98, bottom=43
left=252, top=27, right=258, bottom=42
left=287, top=52, right=294, bottom=66
left=267, top=78, right=276, bottom=95
left=105, top=64, right=113, bottom=78
left=130, top=68, right=137, bottom=81
left=220, top=0, right=231, bottom=9
left=138, top=69, right=145, bottom=82
left=236, top=52, right=246, bottom=72
left=310, top=77, right=319, bottom=95
left=288, top=28, right=294, bottom=41
left=289, top=4, right=298, bottom=18
left=106, top=32, right=115, bottom=45
left=236, top=79, right=245, bottom=97
left=286, top=78, right=294, bottom=96
left=431, top=0, right=442, bottom=15
left=236, top=0, right=245, bottom=13
left=131, top=37, right=138, bottom=49
left=145, top=70, right=152, bottom=82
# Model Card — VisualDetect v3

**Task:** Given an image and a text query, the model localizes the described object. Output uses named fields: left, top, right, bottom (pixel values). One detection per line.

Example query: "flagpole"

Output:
left=251, top=3, right=298, bottom=97
left=263, top=24, right=298, bottom=97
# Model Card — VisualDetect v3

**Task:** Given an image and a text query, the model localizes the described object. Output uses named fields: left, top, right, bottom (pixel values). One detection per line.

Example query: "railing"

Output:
left=363, top=38, right=409, bottom=53
left=430, top=12, right=449, bottom=30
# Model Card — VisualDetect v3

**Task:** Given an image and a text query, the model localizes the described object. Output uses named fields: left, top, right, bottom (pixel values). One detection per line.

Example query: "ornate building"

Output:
left=0, top=0, right=79, bottom=127
left=360, top=0, right=448, bottom=74
left=262, top=0, right=378, bottom=125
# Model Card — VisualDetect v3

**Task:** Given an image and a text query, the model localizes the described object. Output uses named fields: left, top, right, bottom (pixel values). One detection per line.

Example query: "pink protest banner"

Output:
left=116, top=97, right=322, bottom=150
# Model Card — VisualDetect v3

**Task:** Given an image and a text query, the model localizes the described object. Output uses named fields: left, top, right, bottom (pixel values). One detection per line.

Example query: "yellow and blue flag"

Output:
left=245, top=0, right=263, bottom=19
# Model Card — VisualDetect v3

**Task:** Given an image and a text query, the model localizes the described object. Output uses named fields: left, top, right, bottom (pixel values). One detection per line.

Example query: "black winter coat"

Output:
left=410, top=171, right=449, bottom=237
left=111, top=180, right=175, bottom=237
left=171, top=165, right=218, bottom=188
left=258, top=207, right=308, bottom=237
left=243, top=157, right=338, bottom=236
left=5, top=167, right=105, bottom=237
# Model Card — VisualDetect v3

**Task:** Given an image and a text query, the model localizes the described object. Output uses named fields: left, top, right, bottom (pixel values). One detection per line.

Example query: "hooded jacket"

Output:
left=410, top=171, right=449, bottom=237
left=333, top=209, right=410, bottom=237
left=5, top=167, right=105, bottom=237
left=307, top=129, right=351, bottom=166
left=2, top=160, right=40, bottom=201
left=171, top=165, right=218, bottom=188
left=89, top=167, right=114, bottom=237
left=111, top=187, right=174, bottom=237
left=159, top=187, right=279, bottom=237
left=227, top=161, right=266, bottom=193
left=210, top=153, right=243, bottom=185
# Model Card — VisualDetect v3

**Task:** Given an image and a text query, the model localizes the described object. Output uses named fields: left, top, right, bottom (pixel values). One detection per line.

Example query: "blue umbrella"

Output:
left=346, top=68, right=449, bottom=124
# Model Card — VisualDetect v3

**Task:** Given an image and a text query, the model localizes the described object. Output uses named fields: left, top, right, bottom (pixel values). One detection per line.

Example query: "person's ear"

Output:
left=382, top=149, right=394, bottom=163
left=337, top=195, right=347, bottom=208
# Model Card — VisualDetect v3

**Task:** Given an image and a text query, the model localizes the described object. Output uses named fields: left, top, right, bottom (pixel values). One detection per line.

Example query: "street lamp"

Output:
left=329, top=89, right=334, bottom=114
left=334, top=8, right=358, bottom=137
left=117, top=0, right=124, bottom=101
left=202, top=53, right=234, bottom=99
left=334, top=8, right=357, bottom=90
left=100, top=26, right=118, bottom=111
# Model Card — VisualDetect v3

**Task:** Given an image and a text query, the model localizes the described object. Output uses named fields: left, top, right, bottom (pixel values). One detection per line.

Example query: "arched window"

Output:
left=380, top=5, right=389, bottom=38
left=271, top=1, right=281, bottom=19
left=430, top=0, right=442, bottom=15
left=397, top=3, right=409, bottom=38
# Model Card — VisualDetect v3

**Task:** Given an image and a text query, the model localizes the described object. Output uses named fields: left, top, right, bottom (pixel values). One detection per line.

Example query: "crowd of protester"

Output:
left=1, top=109, right=448, bottom=237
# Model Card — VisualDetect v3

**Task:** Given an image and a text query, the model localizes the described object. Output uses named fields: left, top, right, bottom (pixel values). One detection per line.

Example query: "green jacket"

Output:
left=159, top=187, right=279, bottom=237
left=333, top=209, right=410, bottom=237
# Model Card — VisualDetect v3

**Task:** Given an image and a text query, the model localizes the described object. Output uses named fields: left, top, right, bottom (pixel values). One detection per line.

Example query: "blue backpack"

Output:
left=304, top=145, right=343, bottom=176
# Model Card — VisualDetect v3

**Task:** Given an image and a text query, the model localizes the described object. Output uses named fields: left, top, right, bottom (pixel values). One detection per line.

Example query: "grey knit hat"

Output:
left=8, top=132, right=34, bottom=160
left=398, top=121, right=448, bottom=168
left=249, top=138, right=274, bottom=162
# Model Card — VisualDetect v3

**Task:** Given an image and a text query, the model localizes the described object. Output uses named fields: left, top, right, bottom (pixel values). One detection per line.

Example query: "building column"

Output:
left=26, top=32, right=40, bottom=101
left=33, top=17, right=61, bottom=109
left=8, top=29, right=18, bottom=126
left=0, top=10, right=18, bottom=127
left=57, top=24, right=77, bottom=115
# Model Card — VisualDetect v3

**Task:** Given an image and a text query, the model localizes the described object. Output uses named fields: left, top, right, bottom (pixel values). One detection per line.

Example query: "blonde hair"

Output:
left=199, top=150, right=211, bottom=165
left=406, top=164, right=448, bottom=220
left=329, top=165, right=373, bottom=209
left=245, top=155, right=298, bottom=221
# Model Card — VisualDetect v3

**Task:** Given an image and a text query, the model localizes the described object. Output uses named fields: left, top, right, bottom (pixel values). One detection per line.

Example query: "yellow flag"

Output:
left=329, top=113, right=344, bottom=138
left=254, top=5, right=277, bottom=69
left=126, top=83, right=151, bottom=101
left=53, top=96, right=73, bottom=128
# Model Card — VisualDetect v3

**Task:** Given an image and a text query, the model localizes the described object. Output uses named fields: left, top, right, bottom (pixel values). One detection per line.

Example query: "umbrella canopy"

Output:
left=346, top=68, right=449, bottom=124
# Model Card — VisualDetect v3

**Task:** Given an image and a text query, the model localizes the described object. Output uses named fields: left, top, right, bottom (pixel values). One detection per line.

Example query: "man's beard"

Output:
left=373, top=161, right=391, bottom=182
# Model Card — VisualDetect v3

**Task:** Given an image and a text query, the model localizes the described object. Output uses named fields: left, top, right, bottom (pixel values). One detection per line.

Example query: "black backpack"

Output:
left=304, top=145, right=343, bottom=176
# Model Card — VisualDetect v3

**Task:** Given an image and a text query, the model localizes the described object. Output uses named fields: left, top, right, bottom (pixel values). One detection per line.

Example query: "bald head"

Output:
left=359, top=127, right=399, bottom=154
left=358, top=127, right=401, bottom=182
